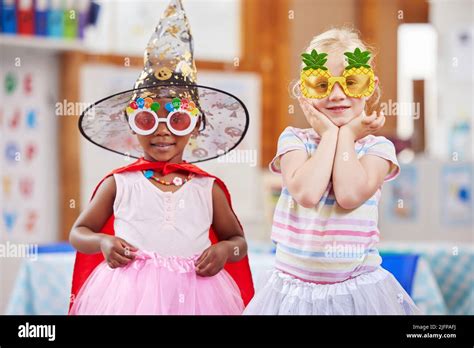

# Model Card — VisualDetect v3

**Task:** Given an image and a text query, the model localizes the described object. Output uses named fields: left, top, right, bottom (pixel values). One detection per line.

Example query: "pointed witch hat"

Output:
left=79, top=0, right=249, bottom=163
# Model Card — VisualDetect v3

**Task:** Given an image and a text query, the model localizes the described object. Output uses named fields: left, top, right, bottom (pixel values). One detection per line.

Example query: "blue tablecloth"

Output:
left=6, top=252, right=75, bottom=315
left=409, top=256, right=448, bottom=314
left=379, top=242, right=473, bottom=315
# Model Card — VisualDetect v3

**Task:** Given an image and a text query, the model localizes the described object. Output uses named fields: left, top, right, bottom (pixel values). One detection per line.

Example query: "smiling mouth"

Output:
left=151, top=143, right=176, bottom=149
left=326, top=106, right=350, bottom=111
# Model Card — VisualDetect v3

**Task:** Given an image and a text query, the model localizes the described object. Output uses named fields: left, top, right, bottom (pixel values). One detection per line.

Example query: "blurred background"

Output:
left=0, top=0, right=472, bottom=315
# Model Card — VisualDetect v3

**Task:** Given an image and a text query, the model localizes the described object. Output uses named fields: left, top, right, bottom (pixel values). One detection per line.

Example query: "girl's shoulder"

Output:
left=357, top=134, right=393, bottom=146
left=356, top=134, right=396, bottom=153
left=112, top=170, right=142, bottom=180
left=270, top=127, right=319, bottom=174
left=190, top=175, right=215, bottom=188
left=112, top=170, right=143, bottom=188
left=279, top=126, right=320, bottom=145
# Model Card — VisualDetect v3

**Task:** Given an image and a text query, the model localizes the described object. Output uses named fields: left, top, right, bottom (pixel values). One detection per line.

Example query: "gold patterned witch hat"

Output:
left=79, top=0, right=249, bottom=163
left=134, top=0, right=197, bottom=90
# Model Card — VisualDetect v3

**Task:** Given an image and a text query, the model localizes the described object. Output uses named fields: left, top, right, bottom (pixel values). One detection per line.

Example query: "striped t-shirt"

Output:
left=270, top=126, right=400, bottom=284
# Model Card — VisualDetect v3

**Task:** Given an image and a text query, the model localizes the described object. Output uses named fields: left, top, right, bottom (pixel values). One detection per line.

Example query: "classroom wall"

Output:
left=428, top=0, right=473, bottom=159
left=85, top=0, right=240, bottom=62
left=0, top=48, right=60, bottom=314
left=379, top=158, right=473, bottom=243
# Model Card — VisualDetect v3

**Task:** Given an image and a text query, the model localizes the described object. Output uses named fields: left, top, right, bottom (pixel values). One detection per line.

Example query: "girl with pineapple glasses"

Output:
left=244, top=28, right=420, bottom=315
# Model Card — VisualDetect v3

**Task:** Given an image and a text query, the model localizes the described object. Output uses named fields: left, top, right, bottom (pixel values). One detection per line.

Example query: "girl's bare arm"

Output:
left=332, top=112, right=389, bottom=209
left=69, top=176, right=116, bottom=253
left=281, top=129, right=338, bottom=208
left=69, top=176, right=136, bottom=268
left=195, top=182, right=246, bottom=277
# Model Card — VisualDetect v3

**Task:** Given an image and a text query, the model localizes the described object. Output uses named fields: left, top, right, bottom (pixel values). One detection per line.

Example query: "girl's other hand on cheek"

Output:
left=341, top=110, right=385, bottom=141
left=299, top=97, right=338, bottom=137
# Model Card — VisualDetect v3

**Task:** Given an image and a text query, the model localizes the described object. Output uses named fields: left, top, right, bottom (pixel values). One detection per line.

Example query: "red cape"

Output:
left=69, top=158, right=254, bottom=312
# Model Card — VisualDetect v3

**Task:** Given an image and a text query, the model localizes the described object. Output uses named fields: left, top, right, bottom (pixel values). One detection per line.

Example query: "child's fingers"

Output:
left=112, top=251, right=132, bottom=266
left=361, top=111, right=377, bottom=124
left=369, top=113, right=385, bottom=129
left=118, top=247, right=135, bottom=260
left=195, top=264, right=209, bottom=276
left=195, top=248, right=209, bottom=265
left=195, top=251, right=212, bottom=269
left=299, top=98, right=313, bottom=115
left=107, top=260, right=118, bottom=269
left=299, top=97, right=322, bottom=118
left=358, top=110, right=367, bottom=118
left=196, top=257, right=212, bottom=271
left=298, top=96, right=307, bottom=106
left=117, top=240, right=137, bottom=259
left=377, top=115, right=386, bottom=129
left=196, top=262, right=215, bottom=277
left=119, top=238, right=138, bottom=252
left=115, top=244, right=135, bottom=260
left=120, top=245, right=136, bottom=259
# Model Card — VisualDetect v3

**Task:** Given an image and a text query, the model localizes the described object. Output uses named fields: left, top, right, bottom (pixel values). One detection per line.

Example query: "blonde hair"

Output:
left=294, top=27, right=381, bottom=114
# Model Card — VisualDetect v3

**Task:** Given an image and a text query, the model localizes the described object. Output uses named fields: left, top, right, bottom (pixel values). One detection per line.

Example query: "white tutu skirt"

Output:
left=244, top=267, right=421, bottom=315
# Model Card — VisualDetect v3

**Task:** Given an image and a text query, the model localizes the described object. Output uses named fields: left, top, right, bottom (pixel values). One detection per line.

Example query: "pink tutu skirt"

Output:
left=69, top=250, right=244, bottom=315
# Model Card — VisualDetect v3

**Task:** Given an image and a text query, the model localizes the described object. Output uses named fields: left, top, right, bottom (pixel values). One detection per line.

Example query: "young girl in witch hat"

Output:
left=68, top=0, right=254, bottom=315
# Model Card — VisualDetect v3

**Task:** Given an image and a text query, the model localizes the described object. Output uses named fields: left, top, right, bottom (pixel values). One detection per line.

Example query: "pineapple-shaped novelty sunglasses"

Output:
left=300, top=47, right=375, bottom=99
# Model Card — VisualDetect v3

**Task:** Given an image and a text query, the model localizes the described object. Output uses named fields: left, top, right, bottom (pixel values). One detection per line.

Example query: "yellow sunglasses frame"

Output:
left=300, top=68, right=375, bottom=99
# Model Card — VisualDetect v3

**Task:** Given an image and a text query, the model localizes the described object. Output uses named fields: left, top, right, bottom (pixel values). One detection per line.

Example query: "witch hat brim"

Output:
left=78, top=0, right=249, bottom=163
left=79, top=84, right=249, bottom=163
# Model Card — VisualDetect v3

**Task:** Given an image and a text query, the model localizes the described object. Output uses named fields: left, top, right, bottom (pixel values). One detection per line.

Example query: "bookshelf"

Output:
left=0, top=34, right=85, bottom=51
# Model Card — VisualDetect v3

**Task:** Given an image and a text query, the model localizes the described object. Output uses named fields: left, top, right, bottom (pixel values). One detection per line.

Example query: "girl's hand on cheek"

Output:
left=195, top=242, right=230, bottom=277
left=342, top=110, right=385, bottom=141
left=299, top=97, right=338, bottom=137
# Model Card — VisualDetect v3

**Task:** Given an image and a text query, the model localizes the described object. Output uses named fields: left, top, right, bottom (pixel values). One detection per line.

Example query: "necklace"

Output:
left=143, top=170, right=193, bottom=186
